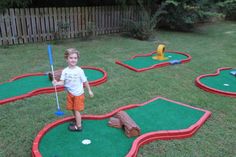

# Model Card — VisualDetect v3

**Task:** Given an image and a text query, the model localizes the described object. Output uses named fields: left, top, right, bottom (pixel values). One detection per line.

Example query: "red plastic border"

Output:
left=115, top=50, right=192, bottom=72
left=195, top=67, right=236, bottom=98
left=0, top=66, right=107, bottom=105
left=31, top=96, right=211, bottom=157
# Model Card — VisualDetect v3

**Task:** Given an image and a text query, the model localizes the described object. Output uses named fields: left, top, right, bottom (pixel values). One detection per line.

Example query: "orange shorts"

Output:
left=66, top=92, right=85, bottom=111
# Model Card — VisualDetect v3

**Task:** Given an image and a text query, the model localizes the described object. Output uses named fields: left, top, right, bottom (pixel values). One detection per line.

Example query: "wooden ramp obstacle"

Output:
left=108, top=111, right=141, bottom=137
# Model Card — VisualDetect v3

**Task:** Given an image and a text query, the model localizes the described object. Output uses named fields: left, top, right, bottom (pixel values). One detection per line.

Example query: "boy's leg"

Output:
left=68, top=94, right=84, bottom=131
left=74, top=110, right=82, bottom=127
left=68, top=110, right=82, bottom=131
left=73, top=94, right=84, bottom=127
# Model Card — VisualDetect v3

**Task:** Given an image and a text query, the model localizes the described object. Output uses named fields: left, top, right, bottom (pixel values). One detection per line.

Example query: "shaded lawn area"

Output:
left=0, top=21, right=236, bottom=157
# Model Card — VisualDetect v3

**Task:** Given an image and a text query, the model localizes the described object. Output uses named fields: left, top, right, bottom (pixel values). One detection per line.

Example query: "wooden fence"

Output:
left=0, top=6, right=139, bottom=45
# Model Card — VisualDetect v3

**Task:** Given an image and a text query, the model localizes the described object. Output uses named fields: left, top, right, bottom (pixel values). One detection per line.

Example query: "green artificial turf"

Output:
left=0, top=75, right=51, bottom=100
left=0, top=68, right=104, bottom=101
left=122, top=52, right=188, bottom=69
left=84, top=68, right=105, bottom=82
left=39, top=98, right=205, bottom=157
left=0, top=21, right=236, bottom=157
left=200, top=69, right=236, bottom=92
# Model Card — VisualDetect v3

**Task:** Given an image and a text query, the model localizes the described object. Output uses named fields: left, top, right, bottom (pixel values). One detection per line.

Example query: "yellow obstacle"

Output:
left=152, top=44, right=169, bottom=60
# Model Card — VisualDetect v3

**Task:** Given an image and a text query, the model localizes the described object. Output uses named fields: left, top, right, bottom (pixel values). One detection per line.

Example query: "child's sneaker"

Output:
left=68, top=125, right=82, bottom=132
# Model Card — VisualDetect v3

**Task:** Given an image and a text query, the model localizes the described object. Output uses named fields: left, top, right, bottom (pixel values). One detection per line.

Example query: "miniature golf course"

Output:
left=115, top=51, right=191, bottom=72
left=32, top=96, right=211, bottom=157
left=0, top=66, right=107, bottom=105
left=195, top=67, right=236, bottom=97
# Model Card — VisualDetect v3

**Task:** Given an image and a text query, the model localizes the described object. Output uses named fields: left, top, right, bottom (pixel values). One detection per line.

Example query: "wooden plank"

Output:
left=104, top=6, right=109, bottom=34
left=85, top=6, right=88, bottom=36
left=35, top=8, right=42, bottom=42
left=25, top=8, right=33, bottom=42
left=92, top=6, right=95, bottom=37
left=48, top=7, right=54, bottom=40
left=95, top=6, right=99, bottom=35
left=14, top=8, right=23, bottom=43
left=9, top=9, right=18, bottom=44
left=73, top=7, right=78, bottom=37
left=68, top=7, right=72, bottom=38
left=77, top=7, right=80, bottom=37
left=30, top=8, right=37, bottom=42
left=87, top=6, right=90, bottom=36
left=107, top=6, right=111, bottom=33
left=112, top=6, right=115, bottom=33
left=53, top=7, right=58, bottom=40
left=39, top=8, right=46, bottom=41
left=44, top=8, right=50, bottom=40
left=116, top=6, right=119, bottom=32
left=65, top=7, right=70, bottom=38
left=109, top=6, right=112, bottom=33
left=77, top=7, right=81, bottom=37
left=20, top=9, right=27, bottom=43
left=0, top=10, right=8, bottom=45
left=128, top=6, right=132, bottom=31
left=53, top=7, right=58, bottom=38
left=4, top=9, right=13, bottom=44
left=81, top=7, right=85, bottom=37
left=103, top=6, right=106, bottom=34
left=100, top=6, right=104, bottom=34
left=56, top=7, right=62, bottom=39
left=69, top=7, right=74, bottom=38
left=97, top=6, right=101, bottom=35
left=118, top=5, right=121, bottom=32
left=112, top=5, right=115, bottom=33
left=61, top=7, right=66, bottom=39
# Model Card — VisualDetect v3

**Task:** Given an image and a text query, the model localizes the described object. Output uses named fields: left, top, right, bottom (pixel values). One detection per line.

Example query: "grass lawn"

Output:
left=0, top=21, right=236, bottom=157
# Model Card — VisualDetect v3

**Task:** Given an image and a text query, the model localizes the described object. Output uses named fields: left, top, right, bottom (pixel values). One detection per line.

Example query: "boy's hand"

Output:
left=89, top=91, right=94, bottom=98
left=52, top=80, right=57, bottom=86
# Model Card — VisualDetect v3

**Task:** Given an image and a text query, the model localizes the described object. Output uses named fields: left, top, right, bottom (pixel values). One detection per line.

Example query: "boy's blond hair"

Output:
left=64, top=48, right=80, bottom=59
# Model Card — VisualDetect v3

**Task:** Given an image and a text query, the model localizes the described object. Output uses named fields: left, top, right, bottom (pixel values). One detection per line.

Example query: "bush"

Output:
left=157, top=0, right=219, bottom=31
left=123, top=0, right=166, bottom=40
left=0, top=0, right=31, bottom=11
left=217, top=0, right=236, bottom=21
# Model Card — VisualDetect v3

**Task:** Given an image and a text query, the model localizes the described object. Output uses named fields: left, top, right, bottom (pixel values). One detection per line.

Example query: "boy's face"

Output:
left=67, top=53, right=78, bottom=67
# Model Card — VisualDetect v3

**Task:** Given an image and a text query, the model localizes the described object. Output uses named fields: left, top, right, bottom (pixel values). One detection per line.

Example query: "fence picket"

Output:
left=0, top=11, right=7, bottom=45
left=0, top=6, right=139, bottom=45
left=30, top=8, right=37, bottom=42
left=9, top=9, right=17, bottom=44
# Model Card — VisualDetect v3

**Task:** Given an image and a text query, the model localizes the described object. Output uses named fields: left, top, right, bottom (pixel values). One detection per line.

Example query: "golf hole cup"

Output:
left=82, top=139, right=91, bottom=145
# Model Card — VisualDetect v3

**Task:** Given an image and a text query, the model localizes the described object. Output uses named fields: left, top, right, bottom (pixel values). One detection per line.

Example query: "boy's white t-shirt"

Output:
left=60, top=66, right=87, bottom=96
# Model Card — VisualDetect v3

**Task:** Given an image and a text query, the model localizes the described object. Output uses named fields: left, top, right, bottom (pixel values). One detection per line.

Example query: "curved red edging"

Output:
left=0, top=66, right=107, bottom=105
left=195, top=67, right=236, bottom=98
left=115, top=51, right=192, bottom=72
left=31, top=96, right=211, bottom=157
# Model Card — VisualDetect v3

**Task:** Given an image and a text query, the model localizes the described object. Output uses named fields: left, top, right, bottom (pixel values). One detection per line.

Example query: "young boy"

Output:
left=53, top=48, right=93, bottom=131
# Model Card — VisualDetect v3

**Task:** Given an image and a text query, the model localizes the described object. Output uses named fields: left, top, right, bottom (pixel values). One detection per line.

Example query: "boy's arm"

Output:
left=52, top=80, right=64, bottom=86
left=84, top=81, right=94, bottom=97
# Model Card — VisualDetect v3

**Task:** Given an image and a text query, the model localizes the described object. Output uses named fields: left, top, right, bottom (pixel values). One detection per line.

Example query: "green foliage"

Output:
left=157, top=0, right=219, bottom=31
left=52, top=21, right=70, bottom=41
left=123, top=0, right=166, bottom=40
left=217, top=0, right=236, bottom=20
left=82, top=21, right=96, bottom=40
left=0, top=0, right=31, bottom=10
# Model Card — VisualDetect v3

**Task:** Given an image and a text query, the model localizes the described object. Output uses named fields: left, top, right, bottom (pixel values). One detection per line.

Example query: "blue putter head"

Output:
left=55, top=109, right=64, bottom=116
left=169, top=60, right=181, bottom=65
left=230, top=71, right=236, bottom=76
